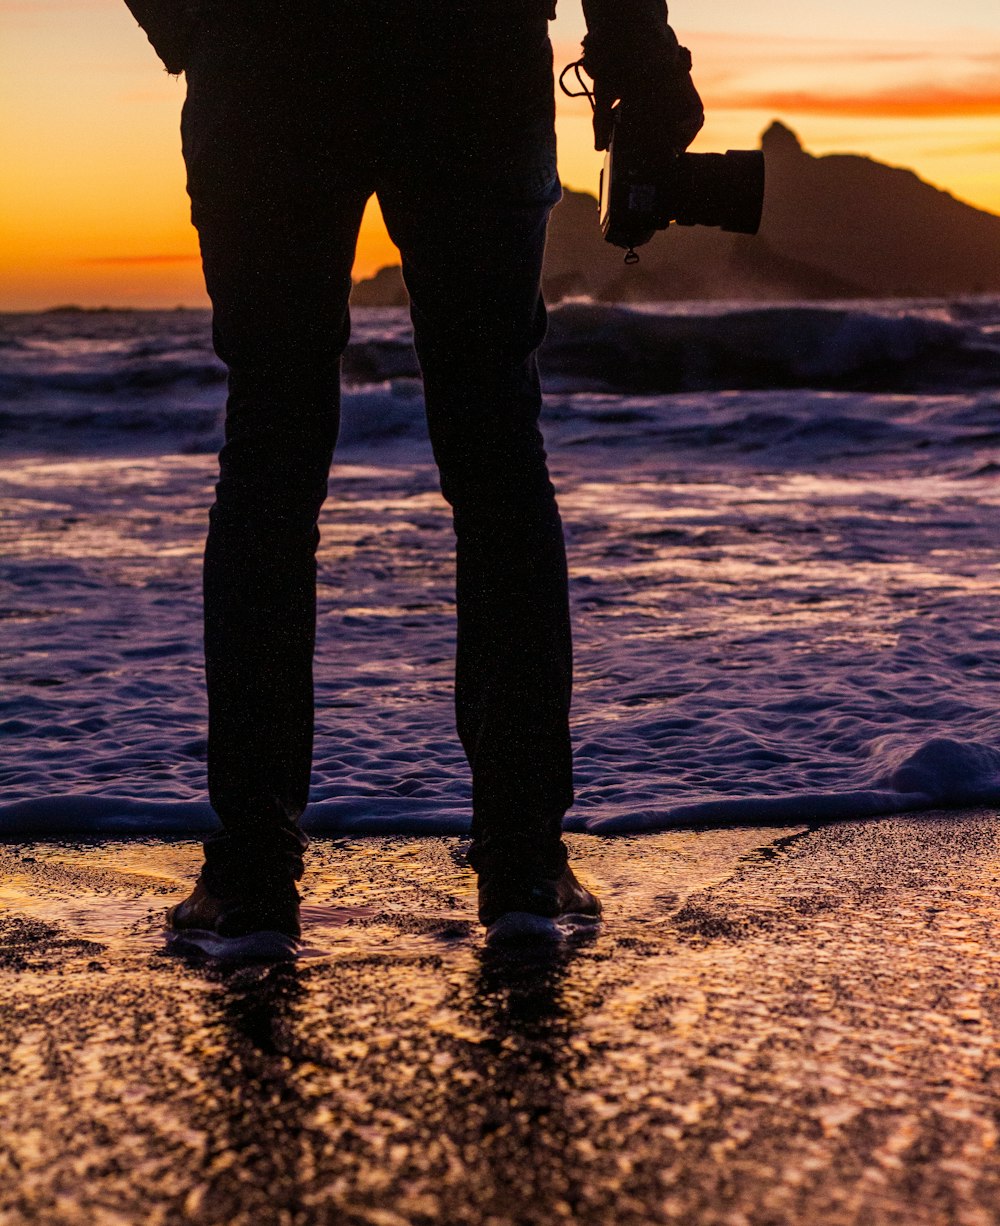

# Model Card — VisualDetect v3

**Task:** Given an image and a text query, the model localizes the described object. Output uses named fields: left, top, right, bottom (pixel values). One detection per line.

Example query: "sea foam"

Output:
left=1, top=738, right=998, bottom=837
left=3, top=299, right=1000, bottom=842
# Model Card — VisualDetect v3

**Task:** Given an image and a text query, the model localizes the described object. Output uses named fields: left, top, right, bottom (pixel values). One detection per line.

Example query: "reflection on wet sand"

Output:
left=173, top=927, right=598, bottom=1223
left=175, top=942, right=595, bottom=1222
left=178, top=961, right=318, bottom=1220
left=6, top=822, right=1000, bottom=1224
left=455, top=943, right=594, bottom=1221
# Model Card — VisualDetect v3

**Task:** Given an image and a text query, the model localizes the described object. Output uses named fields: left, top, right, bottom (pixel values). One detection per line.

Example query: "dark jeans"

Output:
left=181, top=2, right=572, bottom=889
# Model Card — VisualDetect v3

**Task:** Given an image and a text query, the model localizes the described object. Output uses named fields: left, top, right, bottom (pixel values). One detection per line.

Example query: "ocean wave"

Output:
left=0, top=345, right=415, bottom=398
left=0, top=382, right=429, bottom=453
left=548, top=387, right=1000, bottom=465
left=2, top=301, right=998, bottom=457
left=540, top=303, right=1000, bottom=393
left=0, top=360, right=225, bottom=398
left=1, top=738, right=997, bottom=837
left=3, top=301, right=999, bottom=403
left=2, top=383, right=998, bottom=468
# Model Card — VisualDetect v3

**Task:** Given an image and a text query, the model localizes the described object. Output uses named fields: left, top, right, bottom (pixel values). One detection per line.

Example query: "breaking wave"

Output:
left=542, top=301, right=1000, bottom=393
left=2, top=298, right=997, bottom=456
left=1, top=738, right=998, bottom=837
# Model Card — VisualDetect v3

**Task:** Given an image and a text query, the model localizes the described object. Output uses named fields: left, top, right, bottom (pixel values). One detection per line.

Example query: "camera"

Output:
left=599, top=105, right=765, bottom=256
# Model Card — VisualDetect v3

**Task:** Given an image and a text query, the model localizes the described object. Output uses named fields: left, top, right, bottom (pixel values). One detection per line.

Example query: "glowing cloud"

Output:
left=721, top=81, right=1000, bottom=119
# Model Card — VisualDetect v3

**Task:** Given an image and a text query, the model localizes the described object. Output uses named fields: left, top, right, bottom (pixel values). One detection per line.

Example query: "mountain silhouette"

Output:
left=350, top=263, right=410, bottom=307
left=352, top=122, right=1000, bottom=303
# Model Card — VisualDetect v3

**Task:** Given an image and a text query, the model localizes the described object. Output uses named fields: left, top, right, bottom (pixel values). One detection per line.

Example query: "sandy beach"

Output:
left=4, top=817, right=1000, bottom=1224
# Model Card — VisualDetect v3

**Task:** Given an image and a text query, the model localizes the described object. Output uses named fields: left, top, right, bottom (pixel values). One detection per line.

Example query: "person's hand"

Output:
left=588, top=46, right=704, bottom=153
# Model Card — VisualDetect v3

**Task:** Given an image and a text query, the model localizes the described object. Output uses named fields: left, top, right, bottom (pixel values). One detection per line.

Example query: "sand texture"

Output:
left=4, top=820, right=1000, bottom=1225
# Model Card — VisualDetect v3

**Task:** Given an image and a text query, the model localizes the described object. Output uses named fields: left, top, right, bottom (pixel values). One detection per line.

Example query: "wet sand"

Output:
left=4, top=816, right=1000, bottom=1225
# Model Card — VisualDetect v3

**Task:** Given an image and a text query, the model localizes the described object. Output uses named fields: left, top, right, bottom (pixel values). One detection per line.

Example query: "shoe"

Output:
left=165, top=873, right=301, bottom=961
left=478, top=856, right=602, bottom=945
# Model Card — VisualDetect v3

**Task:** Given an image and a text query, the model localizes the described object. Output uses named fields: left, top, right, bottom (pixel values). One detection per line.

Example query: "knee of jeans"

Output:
left=220, top=337, right=348, bottom=389
left=416, top=315, right=547, bottom=383
left=215, top=397, right=336, bottom=495
left=211, top=469, right=329, bottom=530
left=440, top=463, right=559, bottom=529
left=225, top=356, right=343, bottom=412
left=435, top=419, right=552, bottom=497
left=210, top=487, right=327, bottom=537
left=212, top=440, right=331, bottom=532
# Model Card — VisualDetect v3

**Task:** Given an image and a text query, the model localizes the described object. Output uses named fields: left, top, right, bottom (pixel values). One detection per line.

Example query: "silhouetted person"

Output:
left=123, top=0, right=702, bottom=954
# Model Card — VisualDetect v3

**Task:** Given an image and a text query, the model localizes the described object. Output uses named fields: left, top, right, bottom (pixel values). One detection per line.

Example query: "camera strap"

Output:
left=558, top=60, right=595, bottom=110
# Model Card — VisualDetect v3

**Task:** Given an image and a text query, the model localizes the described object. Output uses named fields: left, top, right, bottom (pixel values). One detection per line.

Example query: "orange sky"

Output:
left=2, top=1, right=999, bottom=308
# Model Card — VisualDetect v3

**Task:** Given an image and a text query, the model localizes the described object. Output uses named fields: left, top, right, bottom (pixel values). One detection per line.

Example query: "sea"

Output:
left=3, top=298, right=1000, bottom=836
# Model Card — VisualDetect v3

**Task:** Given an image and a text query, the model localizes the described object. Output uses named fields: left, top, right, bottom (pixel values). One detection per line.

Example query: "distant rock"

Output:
left=350, top=123, right=1000, bottom=304
left=350, top=264, right=408, bottom=307
left=761, top=119, right=803, bottom=158
left=756, top=120, right=1000, bottom=297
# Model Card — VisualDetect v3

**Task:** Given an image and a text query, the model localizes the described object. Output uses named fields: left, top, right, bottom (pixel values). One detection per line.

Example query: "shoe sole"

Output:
left=165, top=927, right=299, bottom=962
left=485, top=910, right=601, bottom=948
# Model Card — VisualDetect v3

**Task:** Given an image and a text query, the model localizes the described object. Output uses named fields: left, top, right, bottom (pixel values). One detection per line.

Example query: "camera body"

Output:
left=599, top=106, right=765, bottom=253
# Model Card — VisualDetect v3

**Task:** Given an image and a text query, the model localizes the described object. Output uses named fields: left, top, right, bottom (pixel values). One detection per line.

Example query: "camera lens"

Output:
left=676, top=151, right=765, bottom=235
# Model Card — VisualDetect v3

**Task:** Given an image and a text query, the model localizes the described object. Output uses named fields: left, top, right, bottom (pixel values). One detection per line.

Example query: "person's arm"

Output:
left=578, top=0, right=704, bottom=152
left=122, top=0, right=205, bottom=74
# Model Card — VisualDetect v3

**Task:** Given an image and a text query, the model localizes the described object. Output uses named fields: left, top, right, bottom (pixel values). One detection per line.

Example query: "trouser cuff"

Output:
left=467, top=829, right=568, bottom=878
left=202, top=825, right=308, bottom=896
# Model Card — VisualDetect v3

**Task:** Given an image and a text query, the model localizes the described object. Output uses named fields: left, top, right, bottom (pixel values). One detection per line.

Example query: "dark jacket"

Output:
left=123, top=0, right=675, bottom=77
left=123, top=0, right=206, bottom=74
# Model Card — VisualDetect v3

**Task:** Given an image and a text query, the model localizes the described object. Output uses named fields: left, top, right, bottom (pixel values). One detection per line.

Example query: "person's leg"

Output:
left=375, top=7, right=576, bottom=875
left=179, top=9, right=371, bottom=920
left=384, top=208, right=573, bottom=859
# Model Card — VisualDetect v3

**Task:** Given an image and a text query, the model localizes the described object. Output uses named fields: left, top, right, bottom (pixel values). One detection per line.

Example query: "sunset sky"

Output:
left=2, top=0, right=999, bottom=309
